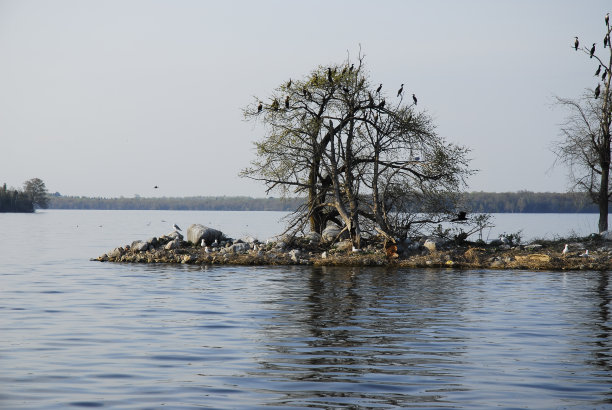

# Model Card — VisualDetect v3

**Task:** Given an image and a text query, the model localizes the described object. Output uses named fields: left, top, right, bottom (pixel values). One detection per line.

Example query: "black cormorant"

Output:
left=590, top=43, right=596, bottom=58
left=327, top=67, right=333, bottom=83
left=287, top=78, right=292, bottom=88
left=397, top=84, right=404, bottom=97
left=574, top=36, right=579, bottom=50
left=376, top=83, right=382, bottom=93
left=412, top=94, right=418, bottom=105
left=606, top=12, right=609, bottom=26
left=349, top=64, right=354, bottom=73
left=595, top=83, right=601, bottom=99
left=257, top=101, right=263, bottom=113
left=451, top=211, right=467, bottom=222
left=596, top=65, right=602, bottom=76
left=285, top=96, right=289, bottom=109
left=603, top=70, right=608, bottom=81
left=378, top=99, right=385, bottom=109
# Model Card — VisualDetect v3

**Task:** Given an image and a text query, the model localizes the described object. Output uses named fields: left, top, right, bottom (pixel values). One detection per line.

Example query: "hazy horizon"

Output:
left=1, top=0, right=609, bottom=197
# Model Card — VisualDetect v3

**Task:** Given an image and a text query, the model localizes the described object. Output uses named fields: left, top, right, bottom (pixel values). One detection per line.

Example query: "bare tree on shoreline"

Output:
left=554, top=12, right=612, bottom=232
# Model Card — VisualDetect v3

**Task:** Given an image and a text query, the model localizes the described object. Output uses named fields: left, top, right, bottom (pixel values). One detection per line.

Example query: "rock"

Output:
left=569, top=242, right=586, bottom=250
left=147, top=237, right=159, bottom=248
left=305, top=232, right=322, bottom=243
left=242, top=236, right=257, bottom=244
left=423, top=239, right=437, bottom=252
left=601, top=230, right=612, bottom=240
left=489, top=239, right=503, bottom=246
left=108, top=247, right=125, bottom=258
left=187, top=224, right=224, bottom=245
left=164, top=239, right=180, bottom=250
left=524, top=244, right=542, bottom=250
left=167, top=231, right=184, bottom=241
left=230, top=242, right=250, bottom=254
left=131, top=241, right=149, bottom=252
left=335, top=240, right=352, bottom=252
left=289, top=249, right=301, bottom=262
left=322, top=222, right=348, bottom=242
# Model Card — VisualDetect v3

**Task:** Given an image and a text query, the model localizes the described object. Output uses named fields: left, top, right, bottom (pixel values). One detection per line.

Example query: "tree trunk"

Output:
left=600, top=163, right=610, bottom=232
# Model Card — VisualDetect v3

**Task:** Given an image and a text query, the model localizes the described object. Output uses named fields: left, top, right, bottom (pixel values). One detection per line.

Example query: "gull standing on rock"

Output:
left=173, top=224, right=182, bottom=232
left=562, top=244, right=569, bottom=256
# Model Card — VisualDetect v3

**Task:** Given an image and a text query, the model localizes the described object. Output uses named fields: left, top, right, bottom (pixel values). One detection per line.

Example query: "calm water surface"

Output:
left=1, top=210, right=611, bottom=408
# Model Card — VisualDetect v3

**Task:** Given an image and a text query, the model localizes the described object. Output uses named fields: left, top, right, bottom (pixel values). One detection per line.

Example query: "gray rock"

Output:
left=601, top=230, right=612, bottom=240
left=167, top=231, right=184, bottom=241
left=335, top=240, right=352, bottom=252
left=187, top=224, right=223, bottom=245
left=322, top=223, right=346, bottom=242
left=164, top=239, right=180, bottom=250
left=132, top=241, right=149, bottom=252
left=241, top=236, right=257, bottom=244
left=489, top=239, right=503, bottom=246
left=108, top=247, right=125, bottom=258
left=524, top=244, right=543, bottom=250
left=230, top=242, right=250, bottom=254
left=305, top=232, right=322, bottom=243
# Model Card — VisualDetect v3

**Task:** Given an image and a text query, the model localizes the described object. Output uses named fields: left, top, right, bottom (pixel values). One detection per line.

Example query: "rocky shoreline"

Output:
left=93, top=224, right=612, bottom=271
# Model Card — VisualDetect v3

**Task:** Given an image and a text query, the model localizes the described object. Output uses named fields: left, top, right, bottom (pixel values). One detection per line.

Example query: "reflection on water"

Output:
left=1, top=210, right=612, bottom=408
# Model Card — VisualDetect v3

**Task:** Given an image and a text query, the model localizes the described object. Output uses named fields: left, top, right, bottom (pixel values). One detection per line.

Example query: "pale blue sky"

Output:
left=0, top=0, right=608, bottom=197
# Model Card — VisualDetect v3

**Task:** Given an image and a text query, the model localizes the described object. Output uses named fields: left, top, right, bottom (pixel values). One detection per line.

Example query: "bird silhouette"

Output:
left=285, top=95, right=289, bottom=109
left=605, top=34, right=610, bottom=48
left=590, top=43, right=596, bottom=58
left=603, top=71, right=608, bottom=81
left=376, top=83, right=382, bottom=93
left=327, top=67, right=333, bottom=83
left=349, top=64, right=354, bottom=72
left=173, top=224, right=182, bottom=232
left=412, top=94, right=418, bottom=105
left=606, top=12, right=609, bottom=26
left=574, top=36, right=579, bottom=50
left=257, top=101, right=263, bottom=113
left=287, top=78, right=292, bottom=88
left=368, top=92, right=374, bottom=106
left=378, top=99, right=386, bottom=109
left=451, top=211, right=467, bottom=222
left=595, top=65, right=602, bottom=76
left=397, top=84, right=404, bottom=97
left=595, top=83, right=601, bottom=99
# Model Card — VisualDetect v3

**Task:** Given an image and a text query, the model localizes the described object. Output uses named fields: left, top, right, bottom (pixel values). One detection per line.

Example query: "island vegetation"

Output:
left=0, top=178, right=49, bottom=213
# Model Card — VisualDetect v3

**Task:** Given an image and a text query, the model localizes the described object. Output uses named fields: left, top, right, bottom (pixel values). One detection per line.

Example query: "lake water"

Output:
left=1, top=210, right=611, bottom=409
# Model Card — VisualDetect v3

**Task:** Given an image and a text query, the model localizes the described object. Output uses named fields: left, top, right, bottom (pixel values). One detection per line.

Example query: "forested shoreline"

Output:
left=47, top=191, right=599, bottom=213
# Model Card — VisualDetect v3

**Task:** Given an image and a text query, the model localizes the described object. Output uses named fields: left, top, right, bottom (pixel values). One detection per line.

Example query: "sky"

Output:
left=0, top=0, right=609, bottom=198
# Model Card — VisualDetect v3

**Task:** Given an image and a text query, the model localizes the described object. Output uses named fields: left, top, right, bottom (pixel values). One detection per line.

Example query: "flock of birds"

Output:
left=256, top=64, right=418, bottom=115
left=573, top=12, right=611, bottom=100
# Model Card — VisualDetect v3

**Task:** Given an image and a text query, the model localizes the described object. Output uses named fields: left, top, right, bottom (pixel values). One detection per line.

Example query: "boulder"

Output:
left=423, top=239, right=437, bottom=252
left=167, top=231, right=184, bottom=241
left=322, top=223, right=346, bottom=242
left=108, top=247, right=125, bottom=258
left=131, top=241, right=149, bottom=252
left=187, top=224, right=224, bottom=245
left=305, top=232, right=322, bottom=243
left=601, top=230, right=612, bottom=240
left=164, top=239, right=180, bottom=250
left=289, top=249, right=301, bottom=262
left=230, top=242, right=250, bottom=254
left=335, top=240, right=352, bottom=252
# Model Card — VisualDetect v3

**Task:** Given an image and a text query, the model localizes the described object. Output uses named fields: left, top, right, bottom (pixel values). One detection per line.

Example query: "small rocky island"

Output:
left=93, top=223, right=612, bottom=271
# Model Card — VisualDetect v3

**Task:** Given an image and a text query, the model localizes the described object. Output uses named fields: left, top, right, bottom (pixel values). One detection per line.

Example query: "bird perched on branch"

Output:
left=397, top=84, right=404, bottom=97
left=595, top=65, right=602, bottom=76
left=595, top=83, right=601, bottom=99
left=327, top=67, right=333, bottom=83
left=257, top=101, right=263, bottom=113
left=606, top=12, right=609, bottom=26
left=376, top=83, right=382, bottom=93
left=412, top=94, right=418, bottom=105
left=590, top=43, right=596, bottom=58
left=285, top=95, right=289, bottom=109
left=574, top=36, right=579, bottom=51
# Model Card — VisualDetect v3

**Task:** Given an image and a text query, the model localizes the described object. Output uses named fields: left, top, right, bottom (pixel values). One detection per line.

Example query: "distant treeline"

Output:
left=47, top=191, right=600, bottom=213
left=48, top=195, right=303, bottom=211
